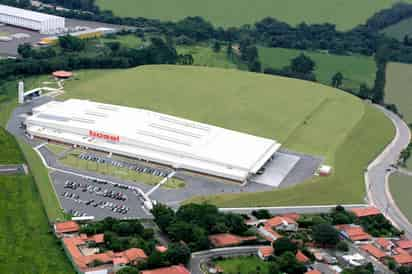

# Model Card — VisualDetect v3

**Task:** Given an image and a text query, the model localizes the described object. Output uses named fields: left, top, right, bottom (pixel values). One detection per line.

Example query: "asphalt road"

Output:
left=366, top=105, right=412, bottom=238
left=189, top=246, right=261, bottom=274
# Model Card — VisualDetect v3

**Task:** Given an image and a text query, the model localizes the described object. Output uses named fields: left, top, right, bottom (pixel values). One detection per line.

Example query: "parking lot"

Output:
left=51, top=171, right=153, bottom=220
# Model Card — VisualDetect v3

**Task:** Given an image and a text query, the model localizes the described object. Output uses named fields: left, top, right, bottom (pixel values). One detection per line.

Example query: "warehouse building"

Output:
left=0, top=4, right=65, bottom=33
left=25, top=99, right=281, bottom=182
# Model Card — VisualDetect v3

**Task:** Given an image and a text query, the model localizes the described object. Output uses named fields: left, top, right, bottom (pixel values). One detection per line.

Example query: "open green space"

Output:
left=46, top=143, right=69, bottom=156
left=258, top=47, right=376, bottom=91
left=59, top=150, right=185, bottom=189
left=381, top=17, right=412, bottom=40
left=96, top=0, right=410, bottom=30
left=177, top=45, right=237, bottom=69
left=389, top=172, right=412, bottom=223
left=0, top=175, right=74, bottom=274
left=215, top=256, right=270, bottom=274
left=0, top=127, right=24, bottom=164
left=100, top=34, right=144, bottom=48
left=385, top=62, right=412, bottom=124
left=59, top=65, right=394, bottom=205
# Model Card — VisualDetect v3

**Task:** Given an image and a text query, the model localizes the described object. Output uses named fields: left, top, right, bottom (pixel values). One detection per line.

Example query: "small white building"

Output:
left=0, top=4, right=65, bottom=33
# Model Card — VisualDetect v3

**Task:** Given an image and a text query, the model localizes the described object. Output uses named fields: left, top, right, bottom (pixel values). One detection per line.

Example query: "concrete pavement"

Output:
left=366, top=105, right=412, bottom=238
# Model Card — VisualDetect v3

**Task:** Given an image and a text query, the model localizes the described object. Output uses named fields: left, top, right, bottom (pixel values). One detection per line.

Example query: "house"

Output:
left=258, top=246, right=274, bottom=260
left=265, top=216, right=298, bottom=232
left=335, top=225, right=371, bottom=242
left=396, top=240, right=412, bottom=252
left=62, top=234, right=147, bottom=273
left=208, top=233, right=257, bottom=248
left=257, top=225, right=282, bottom=242
left=374, top=238, right=394, bottom=251
left=296, top=250, right=310, bottom=264
left=141, top=265, right=191, bottom=274
left=155, top=245, right=168, bottom=253
left=305, top=270, right=322, bottom=274
left=351, top=207, right=381, bottom=218
left=54, top=221, right=80, bottom=236
left=360, top=244, right=386, bottom=261
left=392, top=254, right=412, bottom=266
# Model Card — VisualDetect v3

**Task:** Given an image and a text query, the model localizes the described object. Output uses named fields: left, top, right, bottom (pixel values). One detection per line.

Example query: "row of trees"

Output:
left=151, top=203, right=250, bottom=251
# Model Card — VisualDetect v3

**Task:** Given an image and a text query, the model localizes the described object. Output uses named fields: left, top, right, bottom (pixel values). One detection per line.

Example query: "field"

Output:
left=100, top=34, right=143, bottom=48
left=60, top=65, right=394, bottom=205
left=258, top=47, right=376, bottom=91
left=0, top=127, right=24, bottom=164
left=215, top=256, right=269, bottom=274
left=96, top=0, right=410, bottom=30
left=382, top=17, right=412, bottom=40
left=389, top=172, right=412, bottom=223
left=59, top=150, right=185, bottom=189
left=385, top=62, right=412, bottom=124
left=177, top=45, right=237, bottom=69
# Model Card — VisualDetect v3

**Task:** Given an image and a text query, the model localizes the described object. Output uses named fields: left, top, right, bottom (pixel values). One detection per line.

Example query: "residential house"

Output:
left=141, top=265, right=191, bottom=274
left=208, top=233, right=257, bottom=248
left=335, top=225, right=371, bottom=242
left=54, top=221, right=80, bottom=236
left=360, top=244, right=387, bottom=261
left=374, top=238, right=394, bottom=252
left=351, top=207, right=381, bottom=218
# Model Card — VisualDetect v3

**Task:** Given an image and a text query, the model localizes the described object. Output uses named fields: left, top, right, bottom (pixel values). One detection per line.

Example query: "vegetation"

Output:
left=215, top=256, right=271, bottom=274
left=152, top=203, right=249, bottom=251
left=357, top=214, right=401, bottom=237
left=389, top=172, right=412, bottom=223
left=45, top=143, right=69, bottom=156
left=177, top=45, right=237, bottom=69
left=273, top=238, right=297, bottom=256
left=251, top=209, right=271, bottom=220
left=258, top=47, right=376, bottom=92
left=382, top=17, right=412, bottom=40
left=59, top=150, right=185, bottom=189
left=385, top=62, right=412, bottom=123
left=312, top=223, right=340, bottom=246
left=0, top=127, right=24, bottom=164
left=95, top=0, right=409, bottom=30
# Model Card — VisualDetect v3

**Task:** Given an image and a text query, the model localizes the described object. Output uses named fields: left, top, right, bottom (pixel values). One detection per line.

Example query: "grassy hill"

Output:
left=95, top=0, right=410, bottom=30
left=389, top=172, right=412, bottom=223
left=258, top=47, right=376, bottom=92
left=381, top=17, right=412, bottom=40
left=61, top=65, right=394, bottom=205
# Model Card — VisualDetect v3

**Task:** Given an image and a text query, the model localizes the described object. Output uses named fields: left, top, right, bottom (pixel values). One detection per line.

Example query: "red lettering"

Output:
left=88, top=130, right=119, bottom=142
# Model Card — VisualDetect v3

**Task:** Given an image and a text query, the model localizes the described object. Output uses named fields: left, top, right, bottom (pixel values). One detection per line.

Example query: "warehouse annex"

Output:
left=25, top=99, right=281, bottom=182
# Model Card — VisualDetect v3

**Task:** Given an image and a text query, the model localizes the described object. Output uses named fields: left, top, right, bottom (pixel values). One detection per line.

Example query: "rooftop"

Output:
left=397, top=240, right=412, bottom=250
left=54, top=221, right=80, bottom=234
left=296, top=250, right=310, bottom=263
left=351, top=207, right=381, bottom=218
left=392, top=254, right=412, bottom=265
left=141, top=265, right=190, bottom=274
left=266, top=216, right=297, bottom=227
left=0, top=4, right=63, bottom=22
left=305, top=270, right=322, bottom=274
left=258, top=246, right=274, bottom=258
left=375, top=238, right=392, bottom=250
left=336, top=225, right=371, bottom=242
left=361, top=244, right=386, bottom=259
left=208, top=233, right=257, bottom=247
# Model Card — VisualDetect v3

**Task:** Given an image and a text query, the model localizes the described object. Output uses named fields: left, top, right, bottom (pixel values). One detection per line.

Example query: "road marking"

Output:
left=146, top=170, right=177, bottom=196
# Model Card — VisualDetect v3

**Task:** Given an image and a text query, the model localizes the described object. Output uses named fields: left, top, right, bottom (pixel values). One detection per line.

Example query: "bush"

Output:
left=273, top=237, right=297, bottom=256
left=336, top=241, right=349, bottom=252
left=251, top=209, right=271, bottom=219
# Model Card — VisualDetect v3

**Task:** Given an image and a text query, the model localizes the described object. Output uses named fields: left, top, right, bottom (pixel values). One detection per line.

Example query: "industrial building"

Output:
left=0, top=4, right=65, bottom=33
left=25, top=99, right=281, bottom=181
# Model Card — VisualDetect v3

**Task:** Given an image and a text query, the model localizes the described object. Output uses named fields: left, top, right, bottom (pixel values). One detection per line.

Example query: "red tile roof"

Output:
left=208, top=233, right=256, bottom=247
left=393, top=254, right=412, bottom=265
left=351, top=207, right=381, bottom=218
left=395, top=247, right=410, bottom=255
left=266, top=216, right=297, bottom=227
left=281, top=213, right=300, bottom=221
left=375, top=238, right=392, bottom=250
left=296, top=250, right=310, bottom=263
left=89, top=234, right=104, bottom=244
left=305, top=270, right=321, bottom=274
left=361, top=244, right=386, bottom=259
left=155, top=245, right=168, bottom=253
left=122, top=248, right=148, bottom=262
left=141, top=265, right=190, bottom=274
left=258, top=246, right=274, bottom=258
left=54, top=221, right=80, bottom=234
left=397, top=240, right=412, bottom=250
left=336, top=225, right=371, bottom=241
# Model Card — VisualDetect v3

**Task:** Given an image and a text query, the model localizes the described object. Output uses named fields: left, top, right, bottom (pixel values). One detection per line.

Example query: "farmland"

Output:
left=389, top=172, right=412, bottom=223
left=95, top=0, right=411, bottom=30
left=258, top=47, right=376, bottom=92
left=60, top=65, right=394, bottom=206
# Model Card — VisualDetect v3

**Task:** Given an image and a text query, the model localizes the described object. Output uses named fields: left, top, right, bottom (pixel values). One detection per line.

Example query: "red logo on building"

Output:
left=89, top=130, right=120, bottom=142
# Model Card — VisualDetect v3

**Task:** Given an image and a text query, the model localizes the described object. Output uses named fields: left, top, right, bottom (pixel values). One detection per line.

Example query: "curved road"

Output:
left=366, top=105, right=412, bottom=238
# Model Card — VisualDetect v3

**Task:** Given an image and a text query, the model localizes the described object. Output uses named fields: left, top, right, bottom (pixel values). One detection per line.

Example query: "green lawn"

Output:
left=0, top=127, right=24, bottom=164
left=381, top=17, right=412, bottom=40
left=59, top=150, right=185, bottom=189
left=58, top=65, right=394, bottom=205
left=215, top=256, right=270, bottom=274
left=100, top=34, right=144, bottom=48
left=0, top=175, right=74, bottom=274
left=96, top=0, right=410, bottom=30
left=46, top=143, right=69, bottom=156
left=389, top=172, right=412, bottom=223
left=258, top=47, right=376, bottom=91
left=177, top=45, right=237, bottom=69
left=385, top=62, right=412, bottom=123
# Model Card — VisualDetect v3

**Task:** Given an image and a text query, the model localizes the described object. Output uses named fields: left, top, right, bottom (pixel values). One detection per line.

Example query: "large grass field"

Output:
left=96, top=0, right=410, bottom=30
left=215, top=256, right=270, bottom=274
left=60, top=65, right=394, bottom=205
left=385, top=62, right=412, bottom=124
left=258, top=47, right=376, bottom=91
left=382, top=17, right=412, bottom=40
left=389, top=172, right=412, bottom=223
left=177, top=45, right=237, bottom=69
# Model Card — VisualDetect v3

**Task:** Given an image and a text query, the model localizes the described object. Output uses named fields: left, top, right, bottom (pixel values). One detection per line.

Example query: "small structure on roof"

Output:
left=52, top=70, right=73, bottom=79
left=317, top=165, right=332, bottom=176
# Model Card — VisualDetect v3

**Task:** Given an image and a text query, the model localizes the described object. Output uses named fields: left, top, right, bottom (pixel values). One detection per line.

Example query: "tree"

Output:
left=331, top=72, right=343, bottom=88
left=312, top=223, right=340, bottom=246
left=166, top=242, right=191, bottom=265
left=117, top=266, right=139, bottom=274
left=358, top=83, right=373, bottom=99
left=58, top=35, right=85, bottom=51
left=152, top=204, right=176, bottom=231
left=268, top=262, right=281, bottom=274
left=251, top=209, right=271, bottom=219
left=212, top=41, right=221, bottom=52
left=249, top=60, right=262, bottom=72
left=226, top=43, right=234, bottom=58
left=107, top=41, right=121, bottom=52
left=276, top=252, right=306, bottom=274
left=336, top=241, right=349, bottom=252
left=290, top=54, right=315, bottom=74
left=273, top=237, right=298, bottom=256
left=17, top=43, right=33, bottom=58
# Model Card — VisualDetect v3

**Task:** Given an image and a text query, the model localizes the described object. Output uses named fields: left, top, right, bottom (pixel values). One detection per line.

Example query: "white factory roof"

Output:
left=0, top=4, right=63, bottom=22
left=26, top=99, right=281, bottom=181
